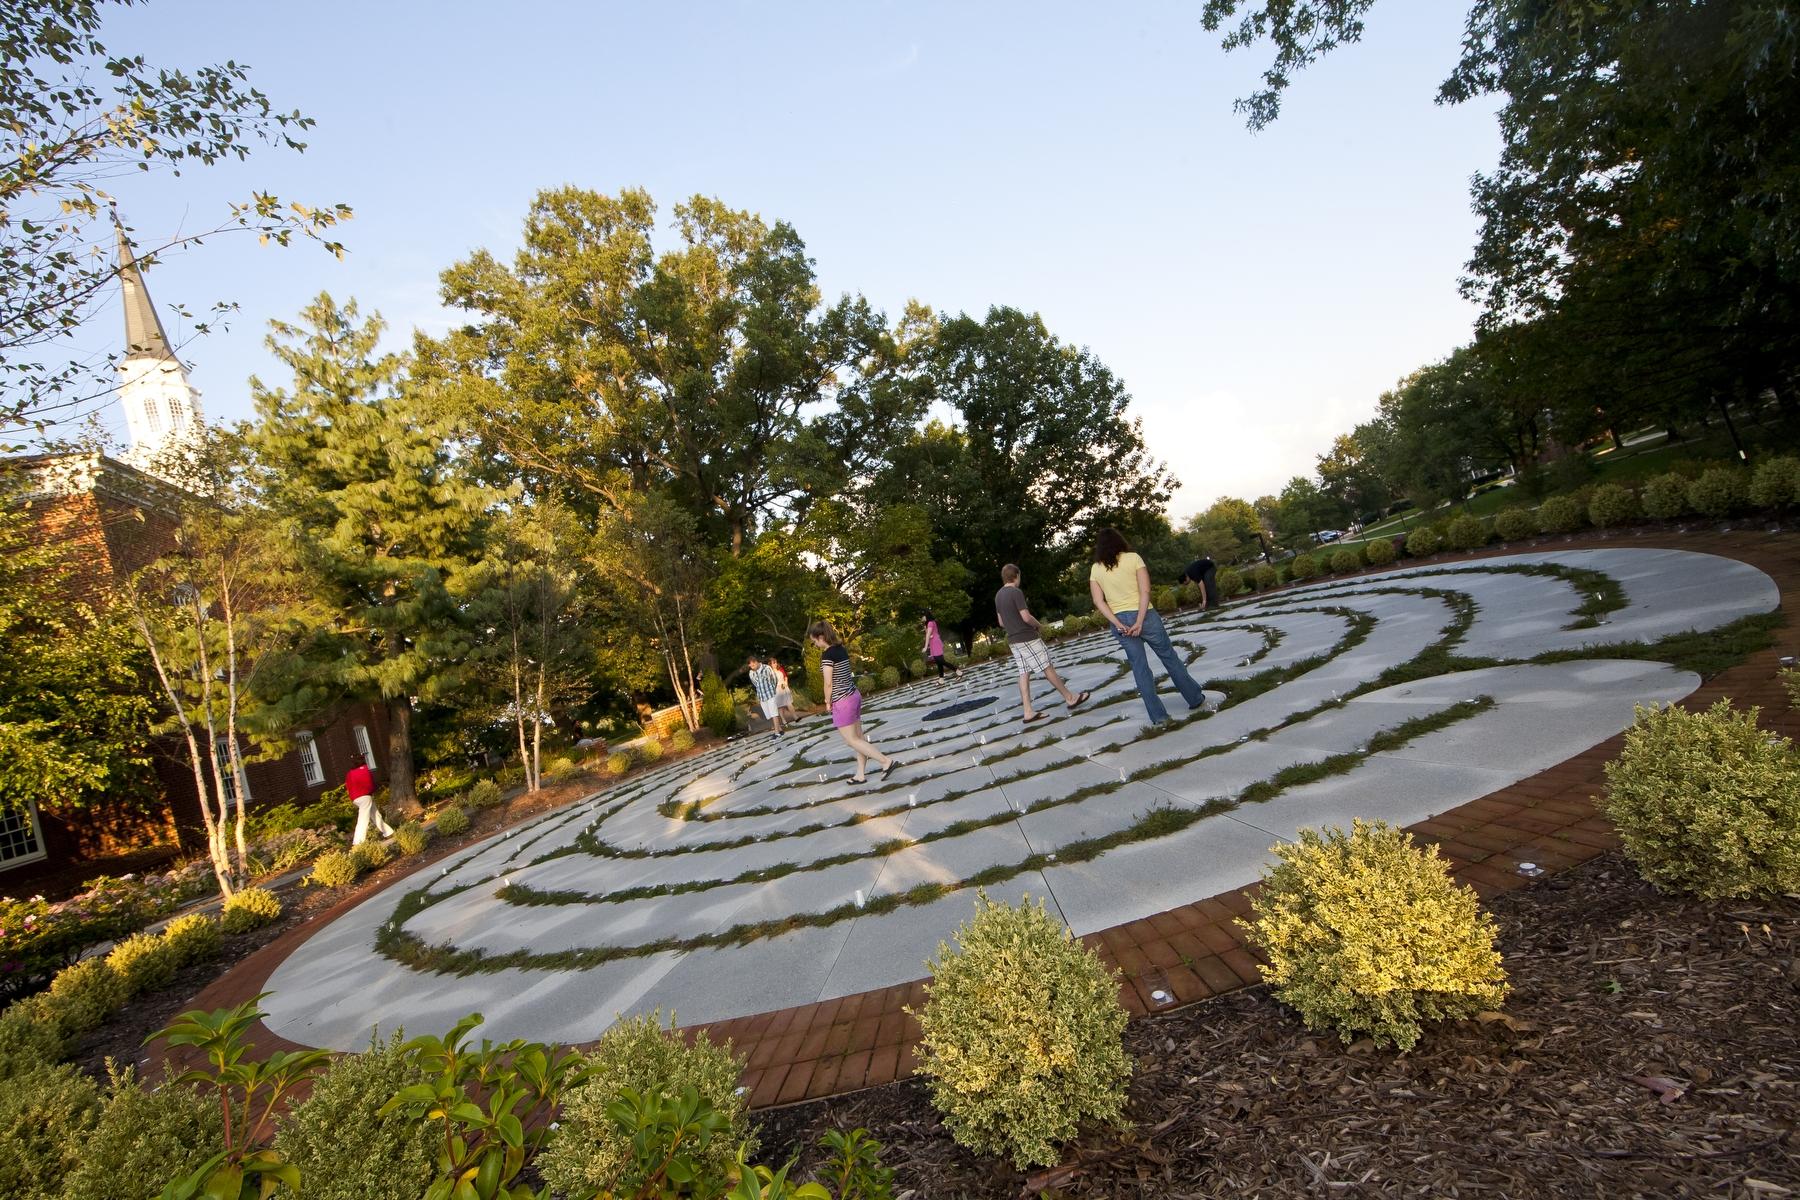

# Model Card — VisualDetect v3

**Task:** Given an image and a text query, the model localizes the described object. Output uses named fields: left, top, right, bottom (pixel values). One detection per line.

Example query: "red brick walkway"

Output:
left=178, top=531, right=1800, bottom=1110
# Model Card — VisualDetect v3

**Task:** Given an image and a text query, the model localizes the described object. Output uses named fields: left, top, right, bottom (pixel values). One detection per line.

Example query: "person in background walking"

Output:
left=770, top=654, right=797, bottom=722
left=1089, top=527, right=1209, bottom=726
left=996, top=563, right=1089, bottom=722
left=346, top=760, right=394, bottom=846
left=922, top=611, right=962, bottom=684
left=1180, top=555, right=1219, bottom=610
left=809, top=619, right=898, bottom=784
left=748, top=653, right=784, bottom=735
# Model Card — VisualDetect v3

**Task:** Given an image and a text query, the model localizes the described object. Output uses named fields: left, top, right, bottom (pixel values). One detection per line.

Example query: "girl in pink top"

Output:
left=922, top=611, right=962, bottom=683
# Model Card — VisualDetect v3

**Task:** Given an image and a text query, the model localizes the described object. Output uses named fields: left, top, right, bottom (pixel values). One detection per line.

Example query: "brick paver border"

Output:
left=171, top=531, right=1800, bottom=1109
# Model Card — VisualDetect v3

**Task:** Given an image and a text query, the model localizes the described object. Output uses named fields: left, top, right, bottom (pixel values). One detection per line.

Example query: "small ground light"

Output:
left=1518, top=861, right=1544, bottom=877
left=1151, top=989, right=1172, bottom=1005
left=854, top=889, right=865, bottom=908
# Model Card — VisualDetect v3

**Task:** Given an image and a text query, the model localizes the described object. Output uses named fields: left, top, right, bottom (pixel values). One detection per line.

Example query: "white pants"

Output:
left=351, top=794, right=394, bottom=845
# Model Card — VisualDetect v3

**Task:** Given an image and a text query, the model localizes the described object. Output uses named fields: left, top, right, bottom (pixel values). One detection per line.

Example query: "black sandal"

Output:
left=881, top=759, right=900, bottom=780
left=1069, top=691, right=1091, bottom=710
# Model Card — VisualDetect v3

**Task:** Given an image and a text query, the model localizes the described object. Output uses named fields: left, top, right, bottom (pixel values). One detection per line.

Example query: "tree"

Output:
left=884, top=306, right=1176, bottom=637
left=248, top=295, right=499, bottom=810
left=426, top=187, right=926, bottom=553
left=1200, top=0, right=1378, bottom=129
left=1272, top=476, right=1348, bottom=547
left=2, top=0, right=350, bottom=440
left=467, top=504, right=594, bottom=793
left=1316, top=433, right=1391, bottom=523
left=1185, top=496, right=1267, bottom=563
left=0, top=488, right=156, bottom=826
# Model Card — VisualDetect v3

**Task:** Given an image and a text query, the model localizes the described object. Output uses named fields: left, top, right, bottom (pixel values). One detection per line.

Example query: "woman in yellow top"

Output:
left=1088, top=527, right=1208, bottom=725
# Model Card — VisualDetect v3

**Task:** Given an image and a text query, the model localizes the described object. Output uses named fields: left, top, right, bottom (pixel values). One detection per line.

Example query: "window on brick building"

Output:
left=0, top=800, right=47, bottom=870
left=297, top=732, right=324, bottom=787
left=214, top=735, right=250, bottom=803
left=354, top=724, right=377, bottom=772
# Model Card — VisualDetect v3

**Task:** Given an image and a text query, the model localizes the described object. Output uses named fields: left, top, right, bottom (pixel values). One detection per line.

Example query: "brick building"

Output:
left=0, top=230, right=391, bottom=890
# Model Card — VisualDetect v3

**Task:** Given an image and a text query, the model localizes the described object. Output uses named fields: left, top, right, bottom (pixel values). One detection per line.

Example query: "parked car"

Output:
left=1315, top=530, right=1344, bottom=544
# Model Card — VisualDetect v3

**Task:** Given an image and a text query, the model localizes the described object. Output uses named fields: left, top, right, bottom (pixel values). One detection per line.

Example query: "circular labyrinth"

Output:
left=265, top=548, right=1777, bottom=1049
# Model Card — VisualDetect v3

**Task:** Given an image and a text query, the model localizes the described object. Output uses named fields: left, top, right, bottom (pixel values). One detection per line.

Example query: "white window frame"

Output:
left=0, top=799, right=48, bottom=870
left=214, top=735, right=250, bottom=803
left=297, top=731, right=325, bottom=787
left=354, top=724, right=378, bottom=772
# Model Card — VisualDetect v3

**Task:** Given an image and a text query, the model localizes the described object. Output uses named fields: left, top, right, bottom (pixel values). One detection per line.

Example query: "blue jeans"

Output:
left=1109, top=609, right=1206, bottom=724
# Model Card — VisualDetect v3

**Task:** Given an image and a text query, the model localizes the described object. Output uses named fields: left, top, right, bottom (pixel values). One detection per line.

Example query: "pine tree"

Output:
left=248, top=294, right=500, bottom=809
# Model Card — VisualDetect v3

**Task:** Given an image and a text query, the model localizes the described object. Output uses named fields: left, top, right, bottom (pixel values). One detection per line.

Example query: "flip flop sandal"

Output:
left=1023, top=711, right=1047, bottom=723
left=849, top=775, right=866, bottom=786
left=881, top=759, right=900, bottom=780
left=1069, top=691, right=1091, bottom=709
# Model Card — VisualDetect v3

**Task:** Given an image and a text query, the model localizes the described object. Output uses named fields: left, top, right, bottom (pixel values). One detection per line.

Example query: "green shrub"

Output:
left=910, top=893, right=1130, bottom=1169
left=669, top=727, right=696, bottom=753
left=465, top=778, right=504, bottom=810
left=1749, top=455, right=1800, bottom=510
left=44, top=956, right=124, bottom=1033
left=1641, top=470, right=1692, bottom=520
left=160, top=912, right=222, bottom=969
left=1153, top=586, right=1179, bottom=613
left=220, top=887, right=283, bottom=935
left=1603, top=701, right=1800, bottom=899
left=1216, top=566, right=1246, bottom=596
left=1587, top=482, right=1638, bottom=528
left=1536, top=493, right=1585, bottom=534
left=1363, top=536, right=1398, bottom=567
left=272, top=1031, right=437, bottom=1200
left=638, top=739, right=666, bottom=763
left=61, top=1065, right=223, bottom=1200
left=879, top=665, right=902, bottom=690
left=1177, top=582, right=1203, bottom=607
left=1243, top=819, right=1508, bottom=1051
left=393, top=821, right=432, bottom=856
left=1287, top=553, right=1320, bottom=581
left=1446, top=514, right=1488, bottom=552
left=105, top=930, right=180, bottom=995
left=1687, top=466, right=1746, bottom=518
left=1492, top=507, right=1537, bottom=542
left=857, top=670, right=879, bottom=692
left=543, top=753, right=578, bottom=778
left=433, top=806, right=470, bottom=838
left=539, top=1011, right=751, bottom=1198
left=700, top=670, right=737, bottom=737
left=908, top=657, right=928, bottom=678
left=970, top=641, right=992, bottom=662
left=1329, top=545, right=1363, bottom=574
left=1783, top=666, right=1800, bottom=709
left=606, top=750, right=632, bottom=776
left=0, top=1062, right=101, bottom=1200
left=1251, top=563, right=1279, bottom=591
left=0, top=998, right=66, bottom=1079
left=1404, top=527, right=1441, bottom=557
left=348, top=840, right=391, bottom=874
left=308, top=849, right=359, bottom=890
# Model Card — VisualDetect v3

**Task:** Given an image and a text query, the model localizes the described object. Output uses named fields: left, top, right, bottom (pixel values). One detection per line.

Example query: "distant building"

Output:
left=0, top=229, right=386, bottom=891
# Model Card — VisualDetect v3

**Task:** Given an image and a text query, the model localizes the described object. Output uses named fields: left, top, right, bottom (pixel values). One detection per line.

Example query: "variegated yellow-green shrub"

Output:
left=909, top=892, right=1131, bottom=1168
left=1242, top=819, right=1508, bottom=1051
left=1603, top=701, right=1800, bottom=899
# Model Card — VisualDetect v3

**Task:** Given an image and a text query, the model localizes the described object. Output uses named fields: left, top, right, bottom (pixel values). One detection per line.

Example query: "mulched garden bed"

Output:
left=758, top=851, right=1800, bottom=1198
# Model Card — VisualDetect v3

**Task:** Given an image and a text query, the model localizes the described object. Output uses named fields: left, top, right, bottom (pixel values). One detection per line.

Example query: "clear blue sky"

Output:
left=87, top=0, right=1499, bottom=520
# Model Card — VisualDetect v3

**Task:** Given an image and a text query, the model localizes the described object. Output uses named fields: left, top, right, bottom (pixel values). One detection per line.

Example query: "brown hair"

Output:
left=1093, top=528, right=1130, bottom=569
left=806, top=619, right=841, bottom=646
left=1000, top=563, right=1020, bottom=583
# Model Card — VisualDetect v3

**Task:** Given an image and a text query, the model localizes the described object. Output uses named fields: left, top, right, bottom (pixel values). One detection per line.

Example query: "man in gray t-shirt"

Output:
left=996, top=563, right=1089, bottom=723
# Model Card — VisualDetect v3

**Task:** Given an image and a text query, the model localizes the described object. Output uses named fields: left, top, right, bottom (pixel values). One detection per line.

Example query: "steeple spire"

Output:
left=112, top=216, right=204, bottom=477
left=115, top=221, right=176, bottom=361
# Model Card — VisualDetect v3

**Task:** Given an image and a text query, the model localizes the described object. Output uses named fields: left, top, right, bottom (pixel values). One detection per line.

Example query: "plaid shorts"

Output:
left=1012, top=638, right=1052, bottom=677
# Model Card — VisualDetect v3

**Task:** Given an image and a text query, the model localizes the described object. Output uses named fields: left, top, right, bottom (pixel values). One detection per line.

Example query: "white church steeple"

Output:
left=115, top=223, right=204, bottom=474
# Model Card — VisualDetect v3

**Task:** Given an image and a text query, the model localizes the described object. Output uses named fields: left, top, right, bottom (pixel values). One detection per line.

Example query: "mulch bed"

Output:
left=757, top=851, right=1800, bottom=1198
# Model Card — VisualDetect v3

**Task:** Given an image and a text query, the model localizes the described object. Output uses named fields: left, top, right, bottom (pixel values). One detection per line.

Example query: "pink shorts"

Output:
left=830, top=690, right=863, bottom=729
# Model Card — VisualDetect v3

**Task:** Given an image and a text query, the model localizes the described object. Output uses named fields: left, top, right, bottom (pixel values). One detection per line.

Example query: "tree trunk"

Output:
left=386, top=695, right=420, bottom=815
left=132, top=608, right=234, bottom=899
left=532, top=660, right=546, bottom=790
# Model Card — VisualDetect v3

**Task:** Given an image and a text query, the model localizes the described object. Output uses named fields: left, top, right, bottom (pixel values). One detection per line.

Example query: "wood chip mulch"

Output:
left=756, top=851, right=1800, bottom=1198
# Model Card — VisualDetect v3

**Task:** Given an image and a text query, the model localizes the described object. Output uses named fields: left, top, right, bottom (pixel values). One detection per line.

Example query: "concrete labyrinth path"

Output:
left=264, top=549, right=1777, bottom=1051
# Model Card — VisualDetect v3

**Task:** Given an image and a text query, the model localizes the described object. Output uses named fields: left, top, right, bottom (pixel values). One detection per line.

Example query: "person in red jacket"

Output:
left=347, top=761, right=393, bottom=846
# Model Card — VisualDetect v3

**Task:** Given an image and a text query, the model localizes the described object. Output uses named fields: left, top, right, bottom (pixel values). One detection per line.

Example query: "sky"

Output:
left=79, top=0, right=1501, bottom=522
